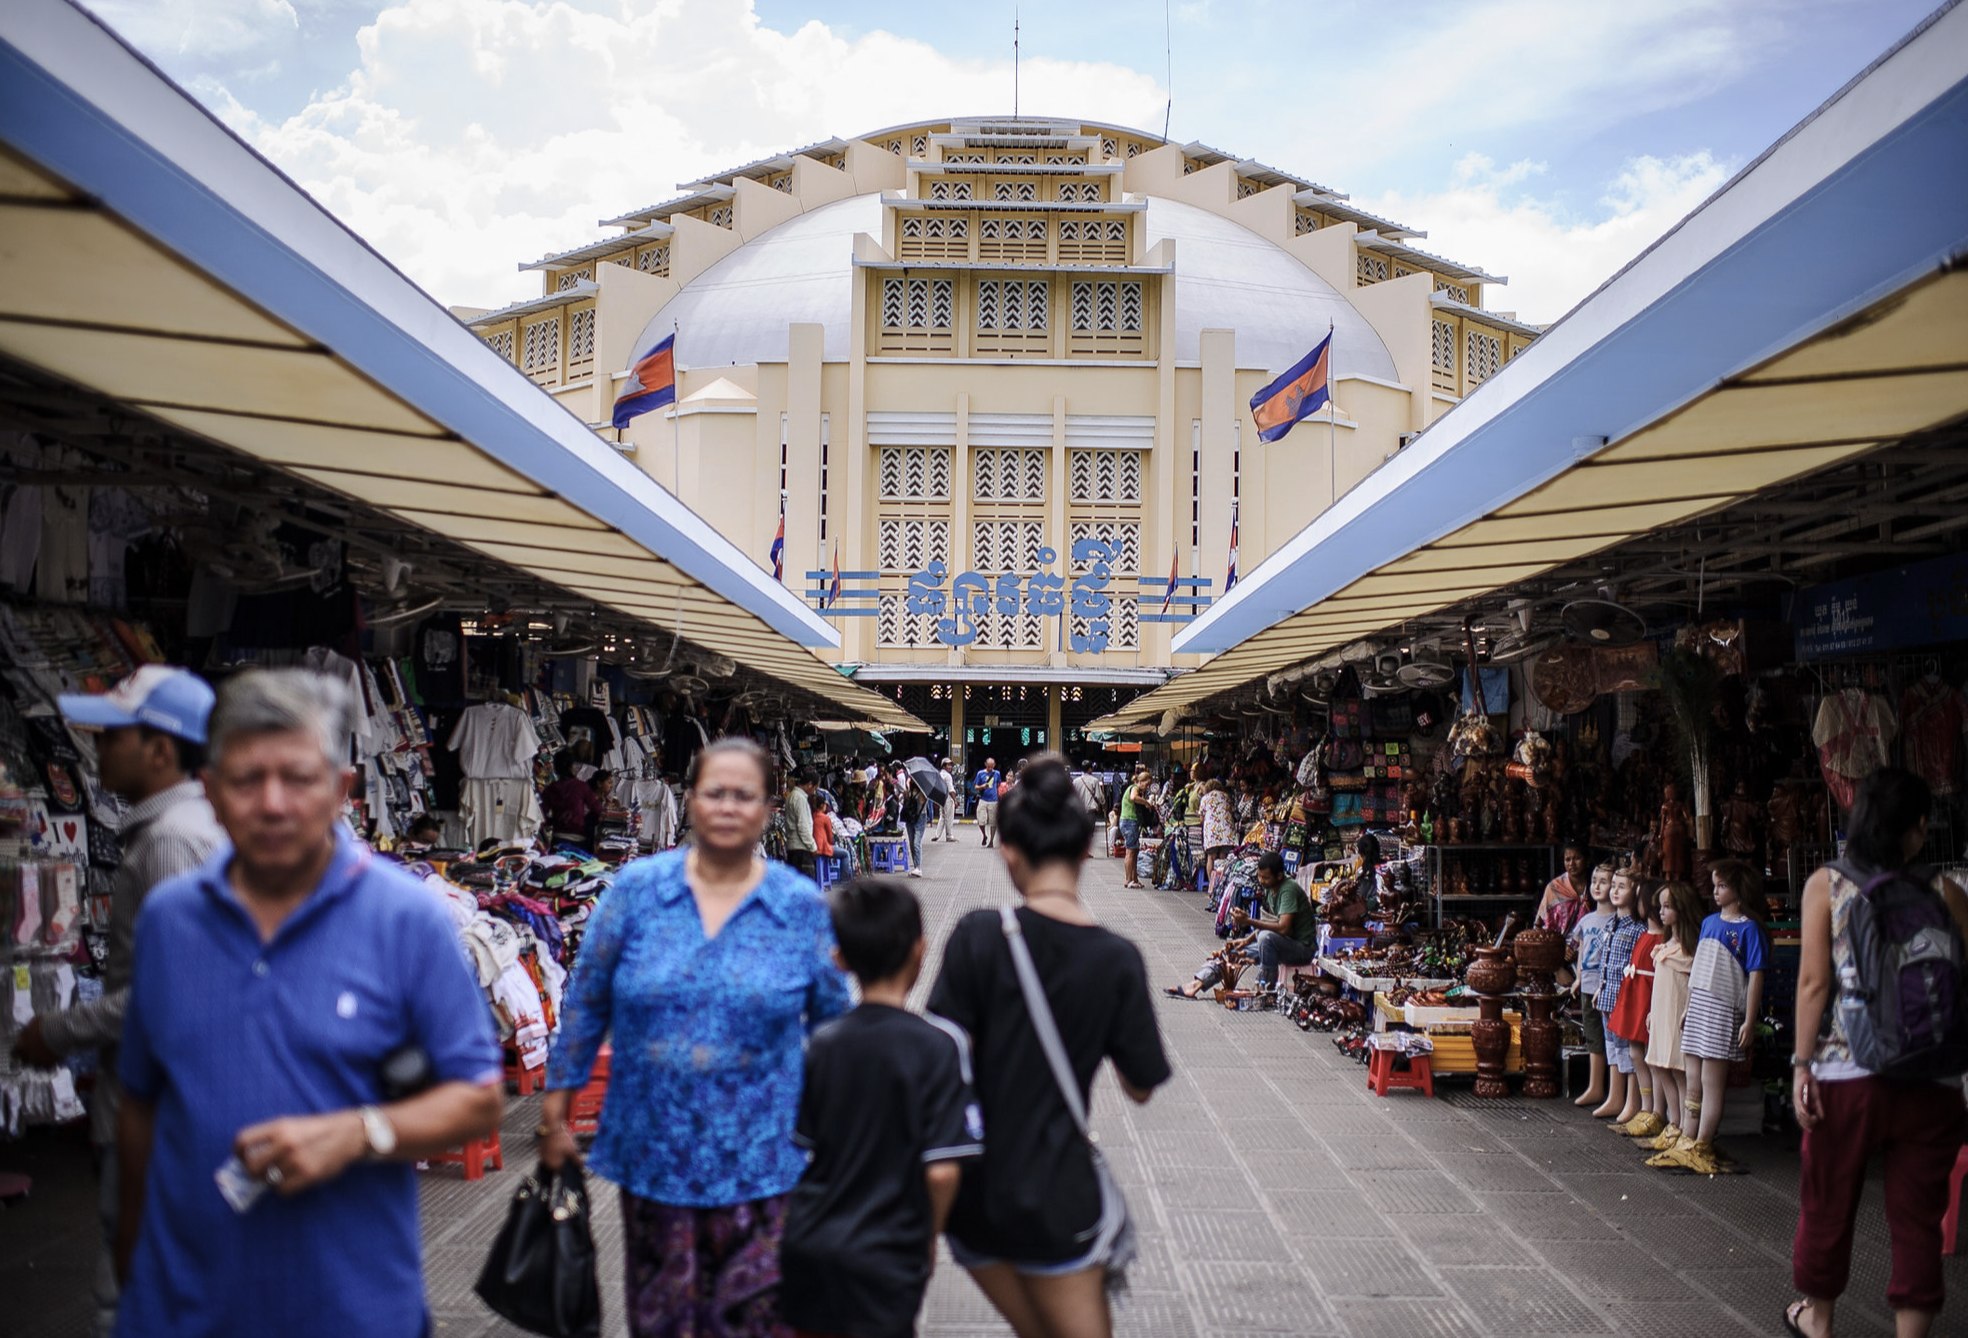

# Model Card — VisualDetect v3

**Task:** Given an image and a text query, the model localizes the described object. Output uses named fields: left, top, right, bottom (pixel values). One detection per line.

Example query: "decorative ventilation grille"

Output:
left=972, top=608, right=1045, bottom=650
left=911, top=134, right=928, bottom=157
left=877, top=595, right=942, bottom=648
left=608, top=254, right=632, bottom=267
left=1357, top=253, right=1390, bottom=284
left=995, top=151, right=1036, bottom=165
left=945, top=152, right=986, bottom=164
left=1435, top=278, right=1471, bottom=305
left=994, top=180, right=1038, bottom=202
left=567, top=308, right=596, bottom=366
left=1295, top=209, right=1322, bottom=235
left=928, top=179, right=972, bottom=200
left=1069, top=281, right=1144, bottom=331
left=876, top=518, right=951, bottom=571
left=1101, top=137, right=1119, bottom=159
left=1057, top=181, right=1102, bottom=203
left=1236, top=178, right=1261, bottom=199
left=972, top=449, right=1047, bottom=503
left=1069, top=598, right=1139, bottom=651
left=636, top=243, right=670, bottom=274
left=1068, top=450, right=1143, bottom=504
left=555, top=267, right=592, bottom=291
left=769, top=173, right=793, bottom=193
left=877, top=447, right=952, bottom=500
left=1431, top=321, right=1457, bottom=377
left=1057, top=218, right=1127, bottom=264
left=971, top=519, right=1048, bottom=570
left=483, top=329, right=515, bottom=361
left=521, top=317, right=558, bottom=375
left=976, top=279, right=1049, bottom=330
left=883, top=139, right=905, bottom=156
left=1069, top=520, right=1141, bottom=573
left=898, top=215, right=969, bottom=261
left=1125, top=140, right=1145, bottom=157
left=978, top=216, right=1047, bottom=263
left=879, top=278, right=955, bottom=352
left=1466, top=329, right=1503, bottom=385
left=708, top=204, right=732, bottom=228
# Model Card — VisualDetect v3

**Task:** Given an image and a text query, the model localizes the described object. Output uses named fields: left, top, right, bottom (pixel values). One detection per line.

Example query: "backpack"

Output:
left=1829, top=861, right=1968, bottom=1081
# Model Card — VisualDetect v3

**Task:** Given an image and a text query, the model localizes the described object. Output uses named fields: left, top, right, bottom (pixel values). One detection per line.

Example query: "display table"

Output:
left=1316, top=958, right=1455, bottom=993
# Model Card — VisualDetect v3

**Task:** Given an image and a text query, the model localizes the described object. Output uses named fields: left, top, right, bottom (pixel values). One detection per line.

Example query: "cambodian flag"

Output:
left=611, top=332, right=676, bottom=429
left=827, top=541, right=842, bottom=609
left=1225, top=502, right=1241, bottom=592
left=1249, top=327, right=1332, bottom=443
left=1160, top=550, right=1179, bottom=616
left=769, top=504, right=786, bottom=582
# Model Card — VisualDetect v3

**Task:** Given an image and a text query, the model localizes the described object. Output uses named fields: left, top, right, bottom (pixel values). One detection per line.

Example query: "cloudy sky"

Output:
left=78, top=0, right=1935, bottom=323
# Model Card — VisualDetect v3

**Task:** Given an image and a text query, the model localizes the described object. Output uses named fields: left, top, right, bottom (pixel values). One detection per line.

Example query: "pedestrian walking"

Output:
left=111, top=669, right=503, bottom=1337
left=1787, top=767, right=1968, bottom=1338
left=538, top=737, right=851, bottom=1338
left=900, top=767, right=928, bottom=878
left=973, top=757, right=1002, bottom=848
left=933, top=757, right=957, bottom=841
left=784, top=766, right=819, bottom=880
left=928, top=755, right=1171, bottom=1336
left=8, top=668, right=225, bottom=1337
left=779, top=877, right=981, bottom=1338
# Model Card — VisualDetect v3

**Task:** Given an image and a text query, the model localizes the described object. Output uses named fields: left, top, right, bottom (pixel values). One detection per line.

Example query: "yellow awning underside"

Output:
left=0, top=150, right=920, bottom=731
left=1092, top=269, right=1968, bottom=730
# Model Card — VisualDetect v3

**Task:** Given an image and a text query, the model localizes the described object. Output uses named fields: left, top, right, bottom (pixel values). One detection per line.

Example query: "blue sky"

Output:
left=78, top=0, right=1939, bottom=323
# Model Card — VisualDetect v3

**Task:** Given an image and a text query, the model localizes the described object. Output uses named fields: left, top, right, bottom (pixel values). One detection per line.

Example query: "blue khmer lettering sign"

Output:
left=907, top=539, right=1122, bottom=650
left=1791, top=552, right=1968, bottom=661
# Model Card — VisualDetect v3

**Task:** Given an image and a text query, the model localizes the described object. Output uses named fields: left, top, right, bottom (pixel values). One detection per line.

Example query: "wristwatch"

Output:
left=1789, top=1054, right=1814, bottom=1070
left=358, top=1104, right=398, bottom=1159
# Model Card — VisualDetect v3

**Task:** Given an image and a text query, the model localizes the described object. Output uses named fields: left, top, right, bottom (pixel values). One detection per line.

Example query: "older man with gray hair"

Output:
left=112, top=669, right=502, bottom=1337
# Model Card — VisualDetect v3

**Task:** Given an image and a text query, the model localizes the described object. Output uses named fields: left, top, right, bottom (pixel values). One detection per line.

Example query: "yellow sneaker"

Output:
left=1623, top=1112, right=1666, bottom=1140
left=1644, top=1134, right=1695, bottom=1169
left=1641, top=1124, right=1682, bottom=1152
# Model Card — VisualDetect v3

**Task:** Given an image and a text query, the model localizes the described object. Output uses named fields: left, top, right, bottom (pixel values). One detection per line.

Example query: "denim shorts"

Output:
left=1604, top=1025, right=1633, bottom=1073
left=1119, top=818, right=1141, bottom=849
left=948, top=1235, right=1102, bottom=1277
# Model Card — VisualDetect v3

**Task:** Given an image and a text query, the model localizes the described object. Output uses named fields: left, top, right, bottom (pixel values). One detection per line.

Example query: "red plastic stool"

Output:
left=568, top=1044, right=612, bottom=1137
left=432, top=1127, right=504, bottom=1181
left=1366, top=1047, right=1435, bottom=1098
left=1943, top=1143, right=1968, bottom=1255
left=505, top=1049, right=546, bottom=1096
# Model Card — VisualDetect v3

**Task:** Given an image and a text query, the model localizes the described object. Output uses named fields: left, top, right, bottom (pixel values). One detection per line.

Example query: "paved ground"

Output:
left=7, top=829, right=1963, bottom=1336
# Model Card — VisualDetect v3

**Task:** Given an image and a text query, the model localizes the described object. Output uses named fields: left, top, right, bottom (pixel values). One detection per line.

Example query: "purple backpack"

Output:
left=1830, top=862, right=1968, bottom=1081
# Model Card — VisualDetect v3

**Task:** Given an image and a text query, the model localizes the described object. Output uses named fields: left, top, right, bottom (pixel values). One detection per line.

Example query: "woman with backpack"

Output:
left=1786, top=767, right=1968, bottom=1338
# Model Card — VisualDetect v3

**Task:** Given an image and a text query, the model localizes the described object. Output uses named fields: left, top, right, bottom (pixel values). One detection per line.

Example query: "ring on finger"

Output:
left=264, top=1165, right=285, bottom=1186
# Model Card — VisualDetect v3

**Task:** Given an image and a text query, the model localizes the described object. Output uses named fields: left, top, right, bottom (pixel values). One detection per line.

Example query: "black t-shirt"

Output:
left=780, top=1005, right=982, bottom=1338
left=926, top=907, right=1172, bottom=1264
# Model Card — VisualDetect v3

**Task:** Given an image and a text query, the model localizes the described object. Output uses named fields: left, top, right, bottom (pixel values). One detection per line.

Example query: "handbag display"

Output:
left=997, top=906, right=1136, bottom=1294
left=474, top=1161, right=602, bottom=1338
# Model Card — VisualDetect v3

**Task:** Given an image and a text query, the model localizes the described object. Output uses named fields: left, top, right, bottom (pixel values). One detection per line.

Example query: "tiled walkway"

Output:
left=8, top=832, right=1962, bottom=1336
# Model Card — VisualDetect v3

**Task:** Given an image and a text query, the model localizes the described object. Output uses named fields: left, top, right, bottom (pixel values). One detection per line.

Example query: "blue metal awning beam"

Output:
left=1175, top=0, right=1968, bottom=660
left=0, top=0, right=833, bottom=653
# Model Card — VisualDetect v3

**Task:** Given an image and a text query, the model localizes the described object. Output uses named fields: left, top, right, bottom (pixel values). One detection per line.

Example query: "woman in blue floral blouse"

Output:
left=539, top=737, right=851, bottom=1338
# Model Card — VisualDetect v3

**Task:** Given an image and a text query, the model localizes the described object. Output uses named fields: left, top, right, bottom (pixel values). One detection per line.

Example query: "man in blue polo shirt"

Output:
left=972, top=756, right=1002, bottom=848
left=114, top=670, right=502, bottom=1337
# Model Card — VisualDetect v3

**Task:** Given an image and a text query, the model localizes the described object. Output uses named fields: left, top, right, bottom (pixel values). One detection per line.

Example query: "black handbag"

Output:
left=474, top=1161, right=602, bottom=1338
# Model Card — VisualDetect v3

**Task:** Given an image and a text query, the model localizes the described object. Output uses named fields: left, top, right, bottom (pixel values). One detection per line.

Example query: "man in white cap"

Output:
left=11, top=665, right=224, bottom=1336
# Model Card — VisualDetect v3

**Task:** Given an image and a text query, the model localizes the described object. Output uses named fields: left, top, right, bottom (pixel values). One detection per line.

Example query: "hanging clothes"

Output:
left=1811, top=688, right=1896, bottom=809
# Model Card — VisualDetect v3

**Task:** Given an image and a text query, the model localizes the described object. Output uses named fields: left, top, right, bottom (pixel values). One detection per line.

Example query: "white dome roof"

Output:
left=638, top=194, right=1397, bottom=382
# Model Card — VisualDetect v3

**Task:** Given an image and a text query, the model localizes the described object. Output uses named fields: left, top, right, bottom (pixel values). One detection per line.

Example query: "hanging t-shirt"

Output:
left=415, top=615, right=467, bottom=708
left=447, top=702, right=540, bottom=780
left=1900, top=679, right=1967, bottom=797
left=1812, top=688, right=1896, bottom=808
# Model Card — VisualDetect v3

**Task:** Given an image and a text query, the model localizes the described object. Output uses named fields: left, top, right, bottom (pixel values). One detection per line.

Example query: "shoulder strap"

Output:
left=998, top=906, right=1091, bottom=1138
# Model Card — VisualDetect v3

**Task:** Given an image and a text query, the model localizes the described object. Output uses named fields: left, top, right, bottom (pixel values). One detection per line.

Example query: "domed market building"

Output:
left=460, top=118, right=1539, bottom=759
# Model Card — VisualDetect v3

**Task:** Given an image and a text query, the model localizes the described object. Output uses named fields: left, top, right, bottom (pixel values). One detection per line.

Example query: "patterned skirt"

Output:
left=1680, top=986, right=1745, bottom=1063
left=621, top=1190, right=791, bottom=1338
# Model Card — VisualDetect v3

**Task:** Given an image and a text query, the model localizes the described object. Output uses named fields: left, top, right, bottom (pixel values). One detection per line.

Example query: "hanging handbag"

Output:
left=997, top=906, right=1136, bottom=1294
left=474, top=1161, right=602, bottom=1338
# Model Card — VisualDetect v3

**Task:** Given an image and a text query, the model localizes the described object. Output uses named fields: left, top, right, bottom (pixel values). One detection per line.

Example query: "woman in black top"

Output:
left=927, top=755, right=1172, bottom=1338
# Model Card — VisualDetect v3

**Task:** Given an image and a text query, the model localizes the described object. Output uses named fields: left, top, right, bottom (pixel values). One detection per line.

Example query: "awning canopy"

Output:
left=0, top=1, right=920, bottom=732
left=1098, top=5, right=1968, bottom=728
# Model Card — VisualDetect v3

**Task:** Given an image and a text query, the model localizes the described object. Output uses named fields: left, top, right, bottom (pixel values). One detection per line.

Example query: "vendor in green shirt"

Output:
left=1162, top=851, right=1316, bottom=998
left=1236, top=851, right=1320, bottom=988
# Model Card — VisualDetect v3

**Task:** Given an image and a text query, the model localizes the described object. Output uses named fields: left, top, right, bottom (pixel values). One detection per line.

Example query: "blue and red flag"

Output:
left=611, top=332, right=676, bottom=430
left=826, top=541, right=842, bottom=609
left=1249, top=327, right=1332, bottom=443
left=769, top=500, right=786, bottom=582
left=1160, top=549, right=1179, bottom=616
left=1225, top=501, right=1241, bottom=592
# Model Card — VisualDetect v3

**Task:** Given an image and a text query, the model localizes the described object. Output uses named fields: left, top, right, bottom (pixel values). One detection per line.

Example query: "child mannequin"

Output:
left=1649, top=860, right=1770, bottom=1175
left=1568, top=863, right=1617, bottom=1108
left=1592, top=870, right=1647, bottom=1121
left=1639, top=880, right=1701, bottom=1154
left=1609, top=878, right=1663, bottom=1137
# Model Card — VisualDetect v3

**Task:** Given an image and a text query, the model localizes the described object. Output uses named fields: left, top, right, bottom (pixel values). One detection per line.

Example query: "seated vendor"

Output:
left=1164, top=852, right=1317, bottom=998
left=541, top=749, right=603, bottom=846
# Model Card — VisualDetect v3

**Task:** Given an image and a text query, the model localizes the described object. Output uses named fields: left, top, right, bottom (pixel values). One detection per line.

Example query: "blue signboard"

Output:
left=1792, top=553, right=1968, bottom=661
left=908, top=539, right=1121, bottom=650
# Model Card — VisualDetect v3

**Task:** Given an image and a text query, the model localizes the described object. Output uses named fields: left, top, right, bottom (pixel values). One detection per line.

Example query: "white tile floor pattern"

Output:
left=10, top=828, right=1952, bottom=1337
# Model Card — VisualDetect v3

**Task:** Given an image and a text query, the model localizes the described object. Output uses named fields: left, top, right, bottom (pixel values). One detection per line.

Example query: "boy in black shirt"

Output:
left=780, top=878, right=983, bottom=1338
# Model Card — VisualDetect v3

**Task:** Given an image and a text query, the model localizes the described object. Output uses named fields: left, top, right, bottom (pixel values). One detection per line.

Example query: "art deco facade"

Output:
left=460, top=118, right=1538, bottom=750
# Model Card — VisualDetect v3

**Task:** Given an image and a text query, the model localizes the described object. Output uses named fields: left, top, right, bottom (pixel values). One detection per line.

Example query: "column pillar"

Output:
left=1046, top=683, right=1063, bottom=756
left=949, top=686, right=967, bottom=777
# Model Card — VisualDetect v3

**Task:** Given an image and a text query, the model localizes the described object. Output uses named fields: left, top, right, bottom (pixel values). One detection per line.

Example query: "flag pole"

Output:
left=669, top=320, right=682, bottom=496
left=1327, top=319, right=1337, bottom=505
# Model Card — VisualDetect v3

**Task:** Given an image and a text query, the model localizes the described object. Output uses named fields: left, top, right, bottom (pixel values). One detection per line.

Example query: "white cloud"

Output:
left=79, top=0, right=298, bottom=59
left=197, top=0, right=1166, bottom=307
left=1357, top=151, right=1735, bottom=325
